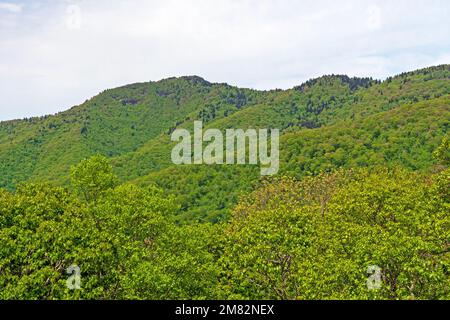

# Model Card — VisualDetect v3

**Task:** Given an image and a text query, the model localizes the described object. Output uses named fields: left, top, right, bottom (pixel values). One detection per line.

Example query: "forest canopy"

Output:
left=0, top=65, right=449, bottom=300
left=0, top=137, right=448, bottom=299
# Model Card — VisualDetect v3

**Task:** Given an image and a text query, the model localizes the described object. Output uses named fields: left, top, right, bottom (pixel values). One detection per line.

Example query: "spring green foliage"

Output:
left=218, top=167, right=449, bottom=299
left=0, top=157, right=178, bottom=299
left=0, top=65, right=449, bottom=299
left=0, top=77, right=267, bottom=188
left=70, top=155, right=118, bottom=202
left=136, top=95, right=448, bottom=223
left=0, top=153, right=448, bottom=299
left=0, top=66, right=448, bottom=192
left=434, top=135, right=450, bottom=166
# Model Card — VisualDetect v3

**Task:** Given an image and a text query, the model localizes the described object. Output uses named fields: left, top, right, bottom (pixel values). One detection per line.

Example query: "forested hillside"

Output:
left=0, top=140, right=448, bottom=299
left=0, top=65, right=449, bottom=222
left=0, top=65, right=449, bottom=299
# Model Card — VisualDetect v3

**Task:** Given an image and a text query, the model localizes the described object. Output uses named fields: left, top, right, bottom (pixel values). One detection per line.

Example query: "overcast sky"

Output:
left=0, top=0, right=449, bottom=121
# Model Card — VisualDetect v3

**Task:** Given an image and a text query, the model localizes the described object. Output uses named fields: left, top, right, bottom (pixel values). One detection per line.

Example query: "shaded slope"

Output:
left=0, top=65, right=448, bottom=222
left=134, top=96, right=449, bottom=222
left=0, top=77, right=263, bottom=188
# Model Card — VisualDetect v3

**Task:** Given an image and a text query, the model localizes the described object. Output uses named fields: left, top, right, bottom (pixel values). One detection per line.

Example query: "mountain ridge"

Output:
left=0, top=64, right=449, bottom=222
left=5, top=64, right=448, bottom=124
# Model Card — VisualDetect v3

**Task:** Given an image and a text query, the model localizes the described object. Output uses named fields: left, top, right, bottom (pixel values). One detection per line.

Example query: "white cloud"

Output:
left=366, top=5, right=382, bottom=31
left=65, top=4, right=82, bottom=30
left=0, top=2, right=22, bottom=13
left=0, top=0, right=449, bottom=121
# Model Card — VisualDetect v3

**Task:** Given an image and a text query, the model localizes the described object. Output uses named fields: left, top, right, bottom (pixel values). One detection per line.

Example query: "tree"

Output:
left=433, top=135, right=450, bottom=166
left=70, top=155, right=118, bottom=202
left=218, top=168, right=450, bottom=299
left=0, top=159, right=179, bottom=299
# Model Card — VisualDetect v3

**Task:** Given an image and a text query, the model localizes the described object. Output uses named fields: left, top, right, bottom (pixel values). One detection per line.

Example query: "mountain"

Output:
left=0, top=65, right=449, bottom=222
left=0, top=65, right=449, bottom=300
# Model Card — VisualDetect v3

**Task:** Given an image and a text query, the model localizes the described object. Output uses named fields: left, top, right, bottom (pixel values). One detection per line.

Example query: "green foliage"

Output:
left=0, top=149, right=449, bottom=299
left=70, top=155, right=118, bottom=202
left=136, top=95, right=448, bottom=222
left=0, top=158, right=177, bottom=299
left=1, top=65, right=448, bottom=193
left=0, top=65, right=449, bottom=299
left=218, top=168, right=450, bottom=300
left=122, top=222, right=222, bottom=299
left=433, top=135, right=450, bottom=166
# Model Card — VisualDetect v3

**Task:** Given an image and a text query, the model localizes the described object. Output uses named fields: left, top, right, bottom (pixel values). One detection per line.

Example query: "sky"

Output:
left=0, top=0, right=449, bottom=121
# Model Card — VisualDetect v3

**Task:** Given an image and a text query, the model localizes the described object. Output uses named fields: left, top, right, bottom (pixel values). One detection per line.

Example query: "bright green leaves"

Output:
left=324, top=169, right=449, bottom=299
left=219, top=206, right=316, bottom=300
left=218, top=168, right=450, bottom=300
left=122, top=223, right=222, bottom=299
left=0, top=183, right=82, bottom=299
left=1, top=153, right=449, bottom=300
left=433, top=135, right=450, bottom=166
left=70, top=155, right=118, bottom=202
left=0, top=157, right=178, bottom=299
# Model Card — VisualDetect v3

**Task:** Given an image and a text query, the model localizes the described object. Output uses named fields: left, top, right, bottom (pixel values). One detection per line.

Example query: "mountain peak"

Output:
left=294, top=74, right=377, bottom=93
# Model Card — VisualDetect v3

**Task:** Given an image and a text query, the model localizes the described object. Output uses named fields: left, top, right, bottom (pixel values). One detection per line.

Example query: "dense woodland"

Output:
left=0, top=65, right=449, bottom=299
